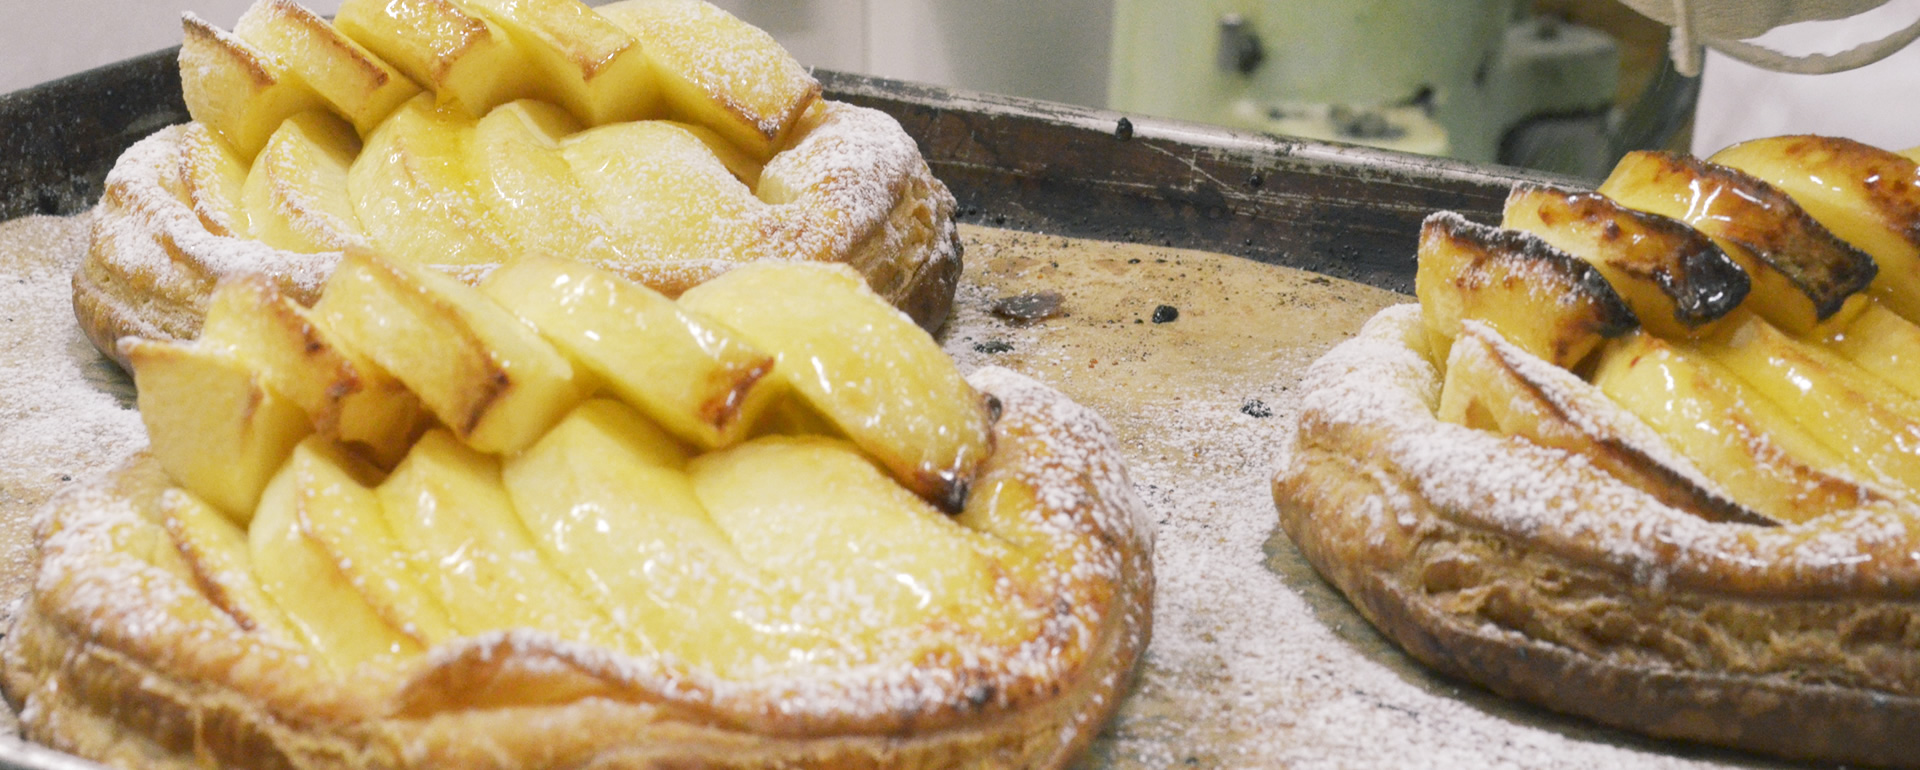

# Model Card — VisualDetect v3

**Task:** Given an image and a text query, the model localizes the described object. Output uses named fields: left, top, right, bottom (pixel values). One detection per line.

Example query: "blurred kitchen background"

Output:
left=8, top=0, right=1917, bottom=178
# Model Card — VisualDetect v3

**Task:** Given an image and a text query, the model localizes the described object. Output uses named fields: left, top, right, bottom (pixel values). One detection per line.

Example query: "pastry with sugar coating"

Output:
left=1277, top=138, right=1920, bottom=767
left=74, top=0, right=961, bottom=367
left=6, top=255, right=1154, bottom=769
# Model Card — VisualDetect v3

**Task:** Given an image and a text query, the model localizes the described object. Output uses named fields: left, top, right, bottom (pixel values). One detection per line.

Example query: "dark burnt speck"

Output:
left=1115, top=117, right=1134, bottom=140
left=973, top=339, right=1015, bottom=354
left=1151, top=304, right=1179, bottom=323
left=992, top=291, right=1065, bottom=323
left=1241, top=400, right=1272, bottom=418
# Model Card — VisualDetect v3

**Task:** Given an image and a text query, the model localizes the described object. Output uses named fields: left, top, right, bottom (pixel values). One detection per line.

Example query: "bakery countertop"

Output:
left=0, top=56, right=1794, bottom=769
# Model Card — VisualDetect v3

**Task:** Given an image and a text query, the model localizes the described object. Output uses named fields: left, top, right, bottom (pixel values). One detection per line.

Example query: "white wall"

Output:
left=5, top=0, right=1113, bottom=108
left=3, top=0, right=339, bottom=95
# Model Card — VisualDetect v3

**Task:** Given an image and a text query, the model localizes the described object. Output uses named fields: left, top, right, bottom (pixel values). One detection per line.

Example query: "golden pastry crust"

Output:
left=74, top=99, right=962, bottom=369
left=1275, top=305, right=1920, bottom=767
left=2, top=367, right=1152, bottom=770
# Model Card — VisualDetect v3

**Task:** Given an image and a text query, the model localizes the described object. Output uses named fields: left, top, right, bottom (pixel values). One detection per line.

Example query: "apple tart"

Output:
left=1277, top=136, right=1920, bottom=766
left=76, top=0, right=962, bottom=368
left=4, top=251, right=1153, bottom=769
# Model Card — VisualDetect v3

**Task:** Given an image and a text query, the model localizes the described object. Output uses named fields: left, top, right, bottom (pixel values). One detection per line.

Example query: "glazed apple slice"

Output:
left=251, top=440, right=422, bottom=671
left=1711, top=135, right=1920, bottom=325
left=232, top=0, right=422, bottom=135
left=1414, top=211, right=1637, bottom=371
left=348, top=94, right=515, bottom=267
left=378, top=429, right=625, bottom=645
left=560, top=120, right=761, bottom=262
left=503, top=399, right=780, bottom=668
left=198, top=275, right=427, bottom=467
left=468, top=100, right=624, bottom=263
left=1598, top=151, right=1878, bottom=335
left=596, top=0, right=820, bottom=160
left=678, top=262, right=994, bottom=511
left=122, top=337, right=312, bottom=522
left=333, top=0, right=540, bottom=118
left=690, top=435, right=1031, bottom=647
left=160, top=487, right=304, bottom=642
left=242, top=110, right=367, bottom=253
left=1437, top=322, right=1762, bottom=523
left=295, top=442, right=456, bottom=648
left=179, top=11, right=329, bottom=158
left=482, top=258, right=778, bottom=450
left=461, top=0, right=658, bottom=125
left=1502, top=184, right=1749, bottom=340
left=314, top=250, right=588, bottom=455
left=1701, top=315, right=1920, bottom=498
left=1819, top=301, right=1920, bottom=402
left=177, top=122, right=252, bottom=237
left=1592, top=331, right=1887, bottom=522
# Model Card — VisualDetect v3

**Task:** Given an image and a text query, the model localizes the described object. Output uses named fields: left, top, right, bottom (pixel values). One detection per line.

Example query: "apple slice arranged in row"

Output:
left=183, top=0, right=819, bottom=170
left=132, top=251, right=1007, bottom=672
left=1422, top=137, right=1920, bottom=524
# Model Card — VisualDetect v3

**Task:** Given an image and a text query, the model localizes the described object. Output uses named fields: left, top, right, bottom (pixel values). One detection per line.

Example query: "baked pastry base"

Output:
left=1276, top=304, right=1920, bottom=768
left=73, top=100, right=962, bottom=368
left=2, top=366, right=1152, bottom=769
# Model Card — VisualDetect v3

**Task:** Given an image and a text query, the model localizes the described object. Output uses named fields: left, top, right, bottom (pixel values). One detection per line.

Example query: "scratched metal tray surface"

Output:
left=0, top=50, right=1606, bottom=770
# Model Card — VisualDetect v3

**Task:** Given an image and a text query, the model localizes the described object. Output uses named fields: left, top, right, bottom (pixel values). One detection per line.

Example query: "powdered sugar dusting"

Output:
left=944, top=228, right=1732, bottom=768
left=1295, top=306, right=1920, bottom=596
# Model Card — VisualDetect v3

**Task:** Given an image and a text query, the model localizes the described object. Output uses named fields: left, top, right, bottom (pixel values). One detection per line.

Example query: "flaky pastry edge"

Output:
left=1274, top=304, right=1920, bottom=767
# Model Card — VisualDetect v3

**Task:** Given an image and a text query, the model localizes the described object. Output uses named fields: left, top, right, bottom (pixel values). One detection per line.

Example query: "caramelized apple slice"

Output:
left=122, top=337, right=312, bottom=522
left=1711, top=135, right=1920, bottom=325
left=334, top=0, right=540, bottom=117
left=378, top=430, right=624, bottom=645
left=1502, top=184, right=1749, bottom=339
left=160, top=487, right=304, bottom=642
left=1592, top=331, right=1885, bottom=522
left=179, top=12, right=328, bottom=159
left=482, top=258, right=778, bottom=449
left=461, top=0, right=658, bottom=125
left=242, top=110, right=367, bottom=253
left=679, top=262, right=993, bottom=511
left=468, top=100, right=623, bottom=263
left=502, top=399, right=782, bottom=668
left=251, top=440, right=421, bottom=671
left=314, top=250, right=587, bottom=455
left=691, top=435, right=1033, bottom=647
left=177, top=122, right=251, bottom=237
left=348, top=95, right=514, bottom=267
left=596, top=0, right=821, bottom=160
left=1598, top=151, right=1877, bottom=334
left=1701, top=315, right=1920, bottom=498
left=1437, top=322, right=1762, bottom=523
left=232, top=0, right=422, bottom=135
left=1415, top=211, right=1636, bottom=371
left=198, top=276, right=427, bottom=467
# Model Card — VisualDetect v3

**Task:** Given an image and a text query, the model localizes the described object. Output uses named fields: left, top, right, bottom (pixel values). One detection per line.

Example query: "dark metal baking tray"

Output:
left=0, top=48, right=1579, bottom=294
left=0, top=48, right=1584, bottom=770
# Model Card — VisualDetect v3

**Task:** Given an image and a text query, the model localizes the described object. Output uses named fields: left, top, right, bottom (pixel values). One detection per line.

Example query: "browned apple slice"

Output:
left=179, top=11, right=329, bottom=159
left=232, top=0, right=422, bottom=135
left=1502, top=184, right=1749, bottom=339
left=1415, top=211, right=1637, bottom=371
left=1711, top=135, right=1920, bottom=325
left=1598, top=151, right=1877, bottom=334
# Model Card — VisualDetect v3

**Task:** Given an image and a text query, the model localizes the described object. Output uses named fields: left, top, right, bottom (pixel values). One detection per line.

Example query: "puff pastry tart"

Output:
left=76, top=0, right=961, bottom=368
left=1277, top=136, right=1920, bottom=767
left=3, top=254, right=1153, bottom=769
